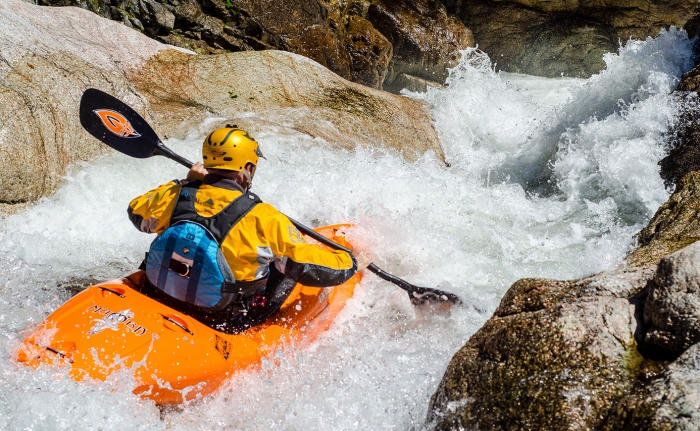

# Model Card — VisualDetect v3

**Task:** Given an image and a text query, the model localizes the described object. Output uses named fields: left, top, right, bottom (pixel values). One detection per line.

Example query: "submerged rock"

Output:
left=387, top=73, right=443, bottom=94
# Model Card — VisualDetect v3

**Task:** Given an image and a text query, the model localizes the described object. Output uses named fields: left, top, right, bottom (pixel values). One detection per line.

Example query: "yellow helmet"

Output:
left=202, top=126, right=265, bottom=171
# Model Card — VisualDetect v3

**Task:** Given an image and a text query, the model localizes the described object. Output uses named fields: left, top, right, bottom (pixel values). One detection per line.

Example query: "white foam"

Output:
left=0, top=28, right=695, bottom=430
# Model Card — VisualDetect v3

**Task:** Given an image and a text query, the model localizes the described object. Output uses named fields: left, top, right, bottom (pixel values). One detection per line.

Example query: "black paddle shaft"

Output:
left=79, top=88, right=462, bottom=306
left=290, top=221, right=462, bottom=305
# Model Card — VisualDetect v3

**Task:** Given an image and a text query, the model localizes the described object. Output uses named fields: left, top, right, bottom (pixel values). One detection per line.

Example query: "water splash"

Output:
left=0, top=29, right=695, bottom=430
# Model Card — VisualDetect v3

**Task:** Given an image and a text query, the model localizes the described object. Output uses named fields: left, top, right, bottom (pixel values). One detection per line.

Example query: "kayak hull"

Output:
left=17, top=224, right=360, bottom=405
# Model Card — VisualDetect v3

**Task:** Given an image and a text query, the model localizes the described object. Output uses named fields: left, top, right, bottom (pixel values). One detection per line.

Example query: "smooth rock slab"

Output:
left=129, top=49, right=445, bottom=162
left=0, top=0, right=172, bottom=202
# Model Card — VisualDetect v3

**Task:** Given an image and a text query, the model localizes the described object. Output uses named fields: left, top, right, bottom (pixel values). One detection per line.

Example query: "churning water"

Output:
left=0, top=28, right=695, bottom=430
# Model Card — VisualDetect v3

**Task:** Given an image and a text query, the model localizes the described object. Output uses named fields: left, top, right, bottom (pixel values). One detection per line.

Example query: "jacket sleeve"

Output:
left=127, top=181, right=182, bottom=234
left=263, top=209, right=357, bottom=287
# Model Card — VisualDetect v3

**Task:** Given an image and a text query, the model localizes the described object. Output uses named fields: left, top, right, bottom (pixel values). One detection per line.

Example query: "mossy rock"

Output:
left=428, top=268, right=656, bottom=430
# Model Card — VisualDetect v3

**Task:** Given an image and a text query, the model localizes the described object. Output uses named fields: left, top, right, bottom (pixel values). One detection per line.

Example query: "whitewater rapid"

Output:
left=0, top=28, right=695, bottom=430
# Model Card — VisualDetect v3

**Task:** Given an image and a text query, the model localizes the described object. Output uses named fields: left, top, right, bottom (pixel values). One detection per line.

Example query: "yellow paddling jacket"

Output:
left=128, top=175, right=357, bottom=287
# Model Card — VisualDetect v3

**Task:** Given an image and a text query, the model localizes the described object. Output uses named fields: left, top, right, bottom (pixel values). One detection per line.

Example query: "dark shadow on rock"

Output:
left=660, top=92, right=700, bottom=190
left=631, top=286, right=682, bottom=363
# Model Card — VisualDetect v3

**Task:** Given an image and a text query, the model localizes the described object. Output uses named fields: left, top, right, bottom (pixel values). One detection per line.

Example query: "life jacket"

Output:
left=145, top=181, right=265, bottom=315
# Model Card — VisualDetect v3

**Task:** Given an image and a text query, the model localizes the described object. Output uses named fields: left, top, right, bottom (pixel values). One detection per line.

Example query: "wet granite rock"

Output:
left=344, top=15, right=392, bottom=89
left=450, top=0, right=696, bottom=78
left=627, top=171, right=700, bottom=268
left=659, top=86, right=700, bottom=189
left=129, top=49, right=445, bottom=162
left=366, top=0, right=474, bottom=89
left=428, top=267, right=656, bottom=430
left=36, top=0, right=472, bottom=91
left=228, top=0, right=354, bottom=81
left=0, top=0, right=167, bottom=203
left=644, top=241, right=700, bottom=355
left=1, top=0, right=445, bottom=203
left=602, top=342, right=700, bottom=430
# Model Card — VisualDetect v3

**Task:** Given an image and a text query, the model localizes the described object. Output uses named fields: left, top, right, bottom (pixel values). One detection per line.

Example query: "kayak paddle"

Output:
left=78, top=88, right=463, bottom=306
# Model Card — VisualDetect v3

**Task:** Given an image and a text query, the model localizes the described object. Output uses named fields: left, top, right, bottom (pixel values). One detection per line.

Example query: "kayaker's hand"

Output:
left=352, top=248, right=372, bottom=272
left=186, top=162, right=208, bottom=181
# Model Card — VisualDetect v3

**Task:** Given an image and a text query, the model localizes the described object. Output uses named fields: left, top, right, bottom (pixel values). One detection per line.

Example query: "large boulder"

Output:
left=428, top=267, right=655, bottom=430
left=129, top=49, right=445, bottom=161
left=430, top=233, right=700, bottom=429
left=449, top=0, right=697, bottom=78
left=0, top=0, right=167, bottom=203
left=1, top=0, right=444, bottom=203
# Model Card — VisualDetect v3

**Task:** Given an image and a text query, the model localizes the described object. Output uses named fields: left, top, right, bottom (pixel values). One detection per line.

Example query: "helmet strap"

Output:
left=241, top=165, right=255, bottom=190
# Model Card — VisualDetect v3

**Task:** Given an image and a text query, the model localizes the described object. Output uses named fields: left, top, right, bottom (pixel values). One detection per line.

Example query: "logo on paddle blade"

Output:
left=93, top=109, right=141, bottom=138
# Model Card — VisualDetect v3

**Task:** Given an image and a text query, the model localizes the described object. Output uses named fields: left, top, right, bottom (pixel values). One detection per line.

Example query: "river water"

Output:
left=0, top=28, right=695, bottom=430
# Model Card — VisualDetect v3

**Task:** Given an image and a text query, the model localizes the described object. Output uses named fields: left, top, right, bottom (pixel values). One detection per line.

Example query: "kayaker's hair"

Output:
left=208, top=168, right=240, bottom=177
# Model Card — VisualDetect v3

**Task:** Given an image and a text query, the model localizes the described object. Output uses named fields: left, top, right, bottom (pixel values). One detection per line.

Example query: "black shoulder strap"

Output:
left=171, top=181, right=262, bottom=244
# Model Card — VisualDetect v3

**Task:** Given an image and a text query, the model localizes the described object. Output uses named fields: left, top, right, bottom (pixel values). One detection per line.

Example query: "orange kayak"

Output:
left=16, top=224, right=360, bottom=405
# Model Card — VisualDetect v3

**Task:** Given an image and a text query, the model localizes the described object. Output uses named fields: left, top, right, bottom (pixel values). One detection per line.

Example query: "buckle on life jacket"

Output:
left=169, top=258, right=191, bottom=277
left=252, top=295, right=268, bottom=308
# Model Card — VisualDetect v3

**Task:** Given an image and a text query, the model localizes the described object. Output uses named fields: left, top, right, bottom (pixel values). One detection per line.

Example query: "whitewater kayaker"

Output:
left=127, top=125, right=370, bottom=332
